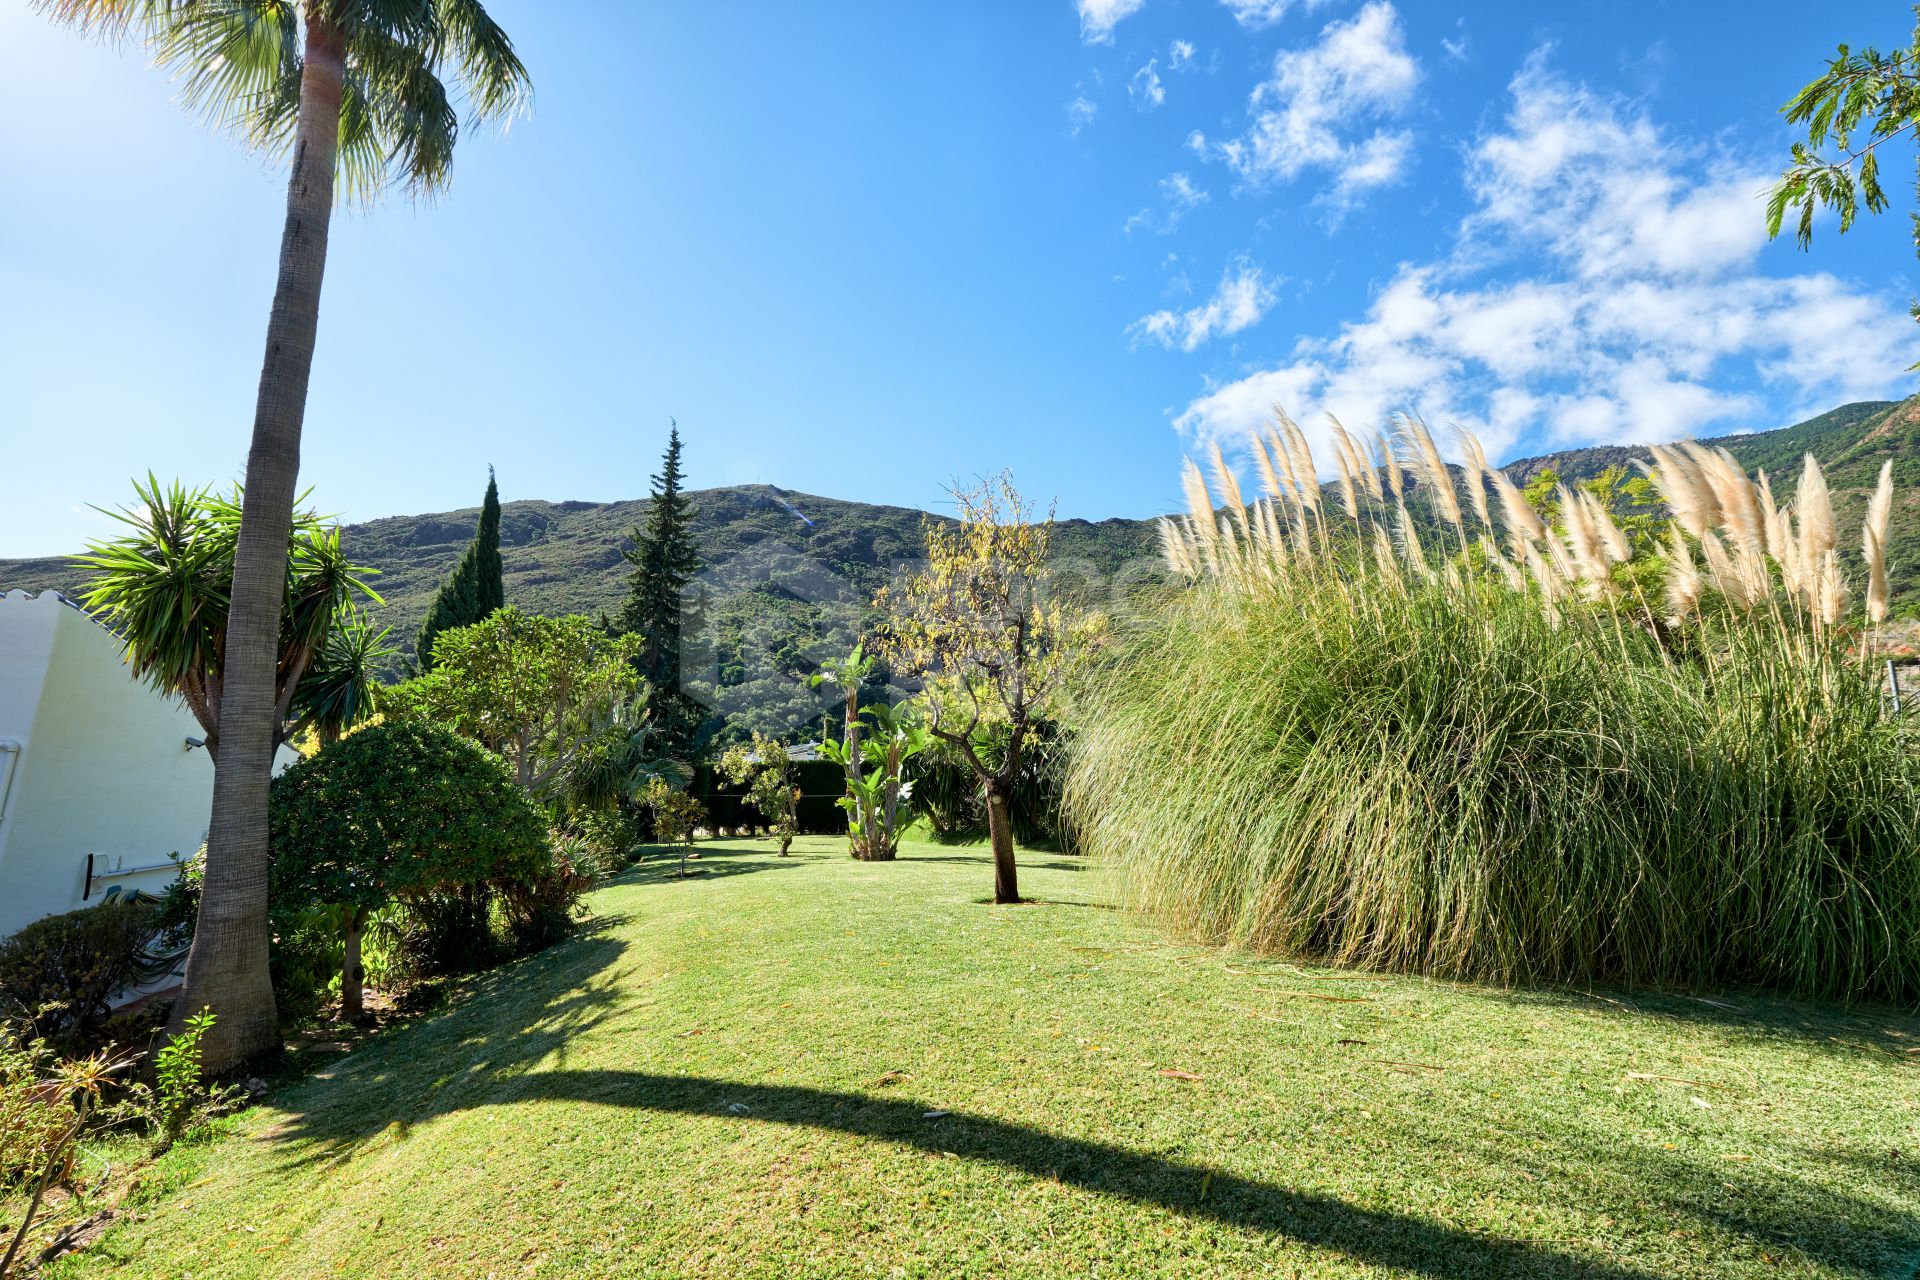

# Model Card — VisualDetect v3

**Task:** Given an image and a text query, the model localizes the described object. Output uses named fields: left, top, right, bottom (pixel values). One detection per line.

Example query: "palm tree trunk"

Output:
left=176, top=16, right=346, bottom=1073
left=985, top=780, right=1020, bottom=904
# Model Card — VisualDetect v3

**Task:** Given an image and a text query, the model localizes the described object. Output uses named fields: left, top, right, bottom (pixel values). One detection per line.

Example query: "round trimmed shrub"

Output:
left=270, top=722, right=551, bottom=1010
left=270, top=721, right=549, bottom=908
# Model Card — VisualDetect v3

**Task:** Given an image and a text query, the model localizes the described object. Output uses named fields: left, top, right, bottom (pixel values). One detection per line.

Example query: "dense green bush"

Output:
left=270, top=721, right=551, bottom=1012
left=0, top=900, right=170, bottom=1053
left=1069, top=426, right=1920, bottom=1003
left=1073, top=569, right=1920, bottom=1003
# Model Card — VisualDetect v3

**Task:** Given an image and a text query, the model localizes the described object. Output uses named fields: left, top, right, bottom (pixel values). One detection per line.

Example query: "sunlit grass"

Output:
left=23, top=838, right=1918, bottom=1279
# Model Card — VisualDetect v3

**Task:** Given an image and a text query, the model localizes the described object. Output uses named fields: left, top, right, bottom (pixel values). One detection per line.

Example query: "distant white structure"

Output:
left=0, top=589, right=292, bottom=939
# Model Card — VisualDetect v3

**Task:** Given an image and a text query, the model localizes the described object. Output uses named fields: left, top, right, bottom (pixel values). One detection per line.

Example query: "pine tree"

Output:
left=620, top=423, right=703, bottom=752
left=416, top=470, right=505, bottom=670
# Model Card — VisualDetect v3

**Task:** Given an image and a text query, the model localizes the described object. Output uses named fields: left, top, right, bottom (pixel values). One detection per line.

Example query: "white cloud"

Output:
left=1169, top=39, right=1196, bottom=70
left=1130, top=59, right=1166, bottom=110
left=1125, top=172, right=1210, bottom=235
left=1078, top=0, right=1145, bottom=44
left=1220, top=0, right=1325, bottom=30
left=1199, top=2, right=1420, bottom=201
left=1172, top=60, right=1913, bottom=466
left=1067, top=95, right=1098, bottom=136
left=1131, top=263, right=1278, bottom=351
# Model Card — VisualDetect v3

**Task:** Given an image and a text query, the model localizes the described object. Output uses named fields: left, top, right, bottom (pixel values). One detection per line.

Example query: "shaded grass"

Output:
left=33, top=838, right=1920, bottom=1278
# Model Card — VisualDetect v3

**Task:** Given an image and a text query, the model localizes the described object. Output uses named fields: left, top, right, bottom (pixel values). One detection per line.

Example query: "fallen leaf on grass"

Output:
left=922, top=1110, right=950, bottom=1119
left=1158, top=1069, right=1202, bottom=1082
left=870, top=1070, right=909, bottom=1088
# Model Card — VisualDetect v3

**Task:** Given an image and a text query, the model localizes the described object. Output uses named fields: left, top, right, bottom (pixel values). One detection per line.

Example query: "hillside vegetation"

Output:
left=6, top=399, right=1917, bottom=697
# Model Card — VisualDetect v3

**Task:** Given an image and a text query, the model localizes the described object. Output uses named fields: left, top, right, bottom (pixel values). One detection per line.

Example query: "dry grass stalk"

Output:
left=1356, top=430, right=1387, bottom=503
left=1209, top=441, right=1252, bottom=549
left=1456, top=429, right=1494, bottom=531
left=1757, top=470, right=1789, bottom=562
left=1699, top=446, right=1767, bottom=558
left=1487, top=465, right=1547, bottom=543
left=1400, top=415, right=1463, bottom=531
left=1815, top=548, right=1849, bottom=627
left=1266, top=425, right=1306, bottom=516
left=1396, top=501, right=1429, bottom=574
left=1586, top=492, right=1631, bottom=564
left=1277, top=413, right=1322, bottom=518
left=1865, top=460, right=1894, bottom=623
left=1251, top=434, right=1285, bottom=502
left=1558, top=486, right=1615, bottom=596
left=1698, top=530, right=1754, bottom=610
left=1646, top=444, right=1716, bottom=539
left=1167, top=421, right=1894, bottom=641
left=1796, top=452, right=1837, bottom=571
left=1665, top=525, right=1701, bottom=620
left=1326, top=418, right=1362, bottom=520
left=1382, top=431, right=1406, bottom=502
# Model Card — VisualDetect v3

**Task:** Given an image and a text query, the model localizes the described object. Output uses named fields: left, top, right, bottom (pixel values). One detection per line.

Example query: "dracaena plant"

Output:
left=76, top=476, right=382, bottom=760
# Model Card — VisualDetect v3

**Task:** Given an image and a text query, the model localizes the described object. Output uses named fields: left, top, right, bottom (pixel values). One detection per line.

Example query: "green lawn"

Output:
left=43, top=837, right=1920, bottom=1279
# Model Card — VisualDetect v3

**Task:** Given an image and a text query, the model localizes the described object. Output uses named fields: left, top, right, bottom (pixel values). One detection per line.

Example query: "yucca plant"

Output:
left=1068, top=413, right=1920, bottom=1003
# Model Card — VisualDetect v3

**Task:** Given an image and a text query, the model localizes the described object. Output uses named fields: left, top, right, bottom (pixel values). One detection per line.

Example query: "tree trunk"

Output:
left=985, top=781, right=1020, bottom=904
left=339, top=903, right=364, bottom=1024
left=841, top=688, right=866, bottom=858
left=174, top=17, right=345, bottom=1073
left=879, top=739, right=903, bottom=857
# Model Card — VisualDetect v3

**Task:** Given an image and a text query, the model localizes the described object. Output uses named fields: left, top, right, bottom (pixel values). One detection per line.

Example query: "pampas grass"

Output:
left=1069, top=416, right=1919, bottom=1004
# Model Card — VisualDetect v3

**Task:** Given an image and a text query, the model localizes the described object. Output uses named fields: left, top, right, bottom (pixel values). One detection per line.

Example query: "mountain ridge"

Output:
left=6, top=396, right=1917, bottom=725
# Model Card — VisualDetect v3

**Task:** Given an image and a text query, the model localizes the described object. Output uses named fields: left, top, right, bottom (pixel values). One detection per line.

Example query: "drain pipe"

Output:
left=0, top=740, right=19, bottom=824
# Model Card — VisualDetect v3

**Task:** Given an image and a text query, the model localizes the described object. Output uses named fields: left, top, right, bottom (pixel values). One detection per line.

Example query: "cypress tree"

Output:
left=620, top=423, right=703, bottom=751
left=416, top=469, right=505, bottom=669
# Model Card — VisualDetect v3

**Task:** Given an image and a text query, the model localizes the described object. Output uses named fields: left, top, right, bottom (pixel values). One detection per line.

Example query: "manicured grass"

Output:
left=41, top=838, right=1920, bottom=1278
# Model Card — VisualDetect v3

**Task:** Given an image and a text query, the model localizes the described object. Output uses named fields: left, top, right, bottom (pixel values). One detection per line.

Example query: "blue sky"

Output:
left=1, top=0, right=1914, bottom=556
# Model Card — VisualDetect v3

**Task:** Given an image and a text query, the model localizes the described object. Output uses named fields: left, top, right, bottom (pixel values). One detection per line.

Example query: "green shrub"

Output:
left=498, top=834, right=606, bottom=953
left=1068, top=426, right=1920, bottom=1003
left=270, top=721, right=551, bottom=1014
left=0, top=900, right=168, bottom=1054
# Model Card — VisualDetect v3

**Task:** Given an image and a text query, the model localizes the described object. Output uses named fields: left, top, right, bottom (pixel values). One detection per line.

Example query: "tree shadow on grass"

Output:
left=1501, top=983, right=1920, bottom=1060
left=242, top=934, right=1916, bottom=1280
left=612, top=846, right=813, bottom=886
left=904, top=853, right=1086, bottom=873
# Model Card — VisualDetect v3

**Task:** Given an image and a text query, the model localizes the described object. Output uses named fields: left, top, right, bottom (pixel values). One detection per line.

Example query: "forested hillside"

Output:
left=6, top=397, right=1916, bottom=723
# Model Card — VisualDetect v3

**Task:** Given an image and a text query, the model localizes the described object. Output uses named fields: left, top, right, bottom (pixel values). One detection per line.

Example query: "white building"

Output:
left=0, top=589, right=253, bottom=938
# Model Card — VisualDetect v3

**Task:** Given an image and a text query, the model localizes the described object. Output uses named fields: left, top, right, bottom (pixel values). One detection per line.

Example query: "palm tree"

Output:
left=39, top=0, right=530, bottom=1070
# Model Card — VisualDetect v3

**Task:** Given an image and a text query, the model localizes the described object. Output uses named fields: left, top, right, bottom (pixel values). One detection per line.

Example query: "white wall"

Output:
left=0, top=591, right=217, bottom=936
